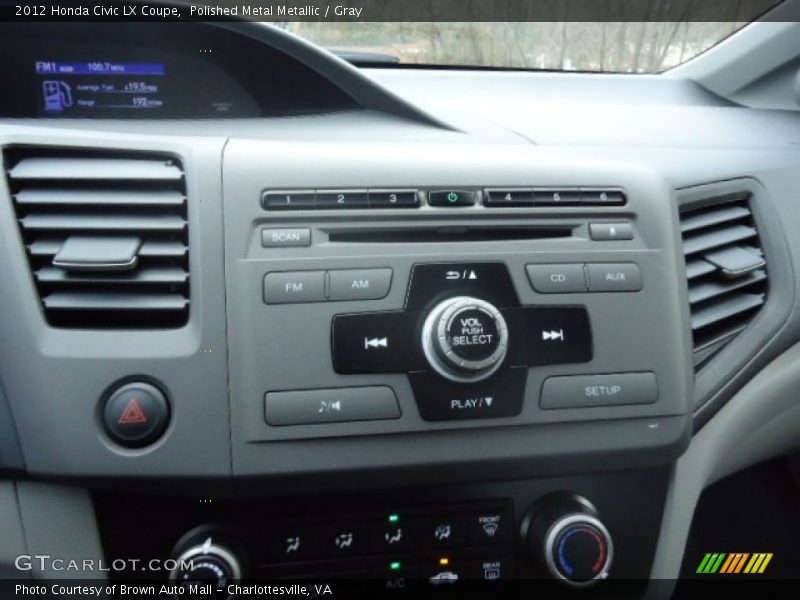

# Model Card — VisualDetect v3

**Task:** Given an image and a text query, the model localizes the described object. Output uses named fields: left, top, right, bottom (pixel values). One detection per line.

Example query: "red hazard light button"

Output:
left=102, top=382, right=170, bottom=448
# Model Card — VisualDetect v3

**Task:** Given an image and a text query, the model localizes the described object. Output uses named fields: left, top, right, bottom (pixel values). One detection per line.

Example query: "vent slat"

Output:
left=28, top=239, right=188, bottom=258
left=8, top=158, right=182, bottom=181
left=690, top=293, right=764, bottom=331
left=688, top=270, right=766, bottom=304
left=683, top=224, right=757, bottom=255
left=43, top=293, right=188, bottom=311
left=686, top=259, right=717, bottom=280
left=20, top=214, right=186, bottom=232
left=4, top=149, right=189, bottom=329
left=680, top=195, right=767, bottom=368
left=679, top=205, right=751, bottom=233
left=15, top=189, right=185, bottom=206
left=36, top=266, right=189, bottom=284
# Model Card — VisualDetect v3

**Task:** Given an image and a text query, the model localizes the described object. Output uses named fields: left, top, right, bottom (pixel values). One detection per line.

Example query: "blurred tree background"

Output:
left=288, top=0, right=779, bottom=72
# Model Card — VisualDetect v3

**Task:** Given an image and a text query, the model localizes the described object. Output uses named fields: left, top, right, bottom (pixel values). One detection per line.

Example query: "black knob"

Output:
left=521, top=493, right=613, bottom=587
left=170, top=531, right=244, bottom=599
left=421, top=296, right=509, bottom=382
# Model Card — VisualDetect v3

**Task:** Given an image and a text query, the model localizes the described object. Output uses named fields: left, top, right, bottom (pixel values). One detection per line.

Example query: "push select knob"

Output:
left=422, top=296, right=509, bottom=382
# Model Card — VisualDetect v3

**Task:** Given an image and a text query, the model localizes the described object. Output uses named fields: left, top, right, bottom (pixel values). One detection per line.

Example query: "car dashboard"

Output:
left=0, top=16, right=799, bottom=598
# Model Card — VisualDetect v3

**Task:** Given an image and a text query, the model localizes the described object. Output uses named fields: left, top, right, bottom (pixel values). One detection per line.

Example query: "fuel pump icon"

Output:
left=42, top=81, right=73, bottom=112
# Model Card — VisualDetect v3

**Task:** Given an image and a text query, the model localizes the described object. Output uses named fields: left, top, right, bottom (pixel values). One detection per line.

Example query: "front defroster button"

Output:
left=467, top=508, right=512, bottom=545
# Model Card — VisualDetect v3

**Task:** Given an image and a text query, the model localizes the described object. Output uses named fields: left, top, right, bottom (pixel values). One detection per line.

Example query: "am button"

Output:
left=329, top=268, right=392, bottom=301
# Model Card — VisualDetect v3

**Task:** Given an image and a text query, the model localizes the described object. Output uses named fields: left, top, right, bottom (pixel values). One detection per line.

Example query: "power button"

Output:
left=428, top=190, right=478, bottom=207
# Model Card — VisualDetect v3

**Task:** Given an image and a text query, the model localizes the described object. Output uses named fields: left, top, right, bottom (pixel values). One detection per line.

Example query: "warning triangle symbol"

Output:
left=118, top=398, right=148, bottom=425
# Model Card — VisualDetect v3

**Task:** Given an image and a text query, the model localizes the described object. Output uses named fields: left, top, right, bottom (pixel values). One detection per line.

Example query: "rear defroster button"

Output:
left=102, top=381, right=170, bottom=448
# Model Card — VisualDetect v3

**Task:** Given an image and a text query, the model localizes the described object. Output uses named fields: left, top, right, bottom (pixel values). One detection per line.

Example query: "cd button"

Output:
left=526, top=264, right=587, bottom=293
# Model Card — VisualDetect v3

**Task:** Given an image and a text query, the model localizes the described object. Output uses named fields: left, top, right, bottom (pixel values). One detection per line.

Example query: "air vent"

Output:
left=3, top=148, right=189, bottom=328
left=680, top=192, right=767, bottom=367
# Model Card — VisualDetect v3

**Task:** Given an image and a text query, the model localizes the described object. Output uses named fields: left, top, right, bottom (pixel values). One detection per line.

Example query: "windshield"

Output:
left=290, top=18, right=776, bottom=73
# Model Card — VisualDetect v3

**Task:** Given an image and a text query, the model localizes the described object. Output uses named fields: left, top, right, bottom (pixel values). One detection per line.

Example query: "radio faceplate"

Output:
left=222, top=139, right=692, bottom=480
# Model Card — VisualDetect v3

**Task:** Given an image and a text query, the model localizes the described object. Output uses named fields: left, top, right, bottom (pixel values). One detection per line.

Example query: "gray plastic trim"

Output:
left=0, top=482, right=28, bottom=580
left=211, top=20, right=452, bottom=130
left=16, top=482, right=106, bottom=580
left=677, top=179, right=796, bottom=426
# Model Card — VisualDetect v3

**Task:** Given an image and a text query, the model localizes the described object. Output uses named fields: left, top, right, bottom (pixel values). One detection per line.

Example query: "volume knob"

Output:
left=421, top=296, right=509, bottom=382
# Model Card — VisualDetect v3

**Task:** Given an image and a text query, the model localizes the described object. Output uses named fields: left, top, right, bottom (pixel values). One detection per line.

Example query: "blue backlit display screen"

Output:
left=36, top=62, right=168, bottom=114
left=0, top=22, right=360, bottom=119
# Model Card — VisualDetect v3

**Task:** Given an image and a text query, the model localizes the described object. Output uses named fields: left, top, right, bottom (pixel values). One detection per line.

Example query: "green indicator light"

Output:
left=447, top=191, right=459, bottom=203
left=390, top=562, right=402, bottom=571
left=388, top=514, right=399, bottom=523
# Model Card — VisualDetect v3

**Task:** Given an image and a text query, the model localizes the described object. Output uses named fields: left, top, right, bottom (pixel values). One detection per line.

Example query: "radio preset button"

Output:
left=526, top=264, right=587, bottom=293
left=264, top=271, right=326, bottom=304
left=484, top=189, right=534, bottom=206
left=369, top=190, right=419, bottom=208
left=534, top=189, right=581, bottom=205
left=316, top=190, right=370, bottom=209
left=262, top=191, right=316, bottom=210
left=329, top=269, right=392, bottom=301
left=581, top=189, right=626, bottom=205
